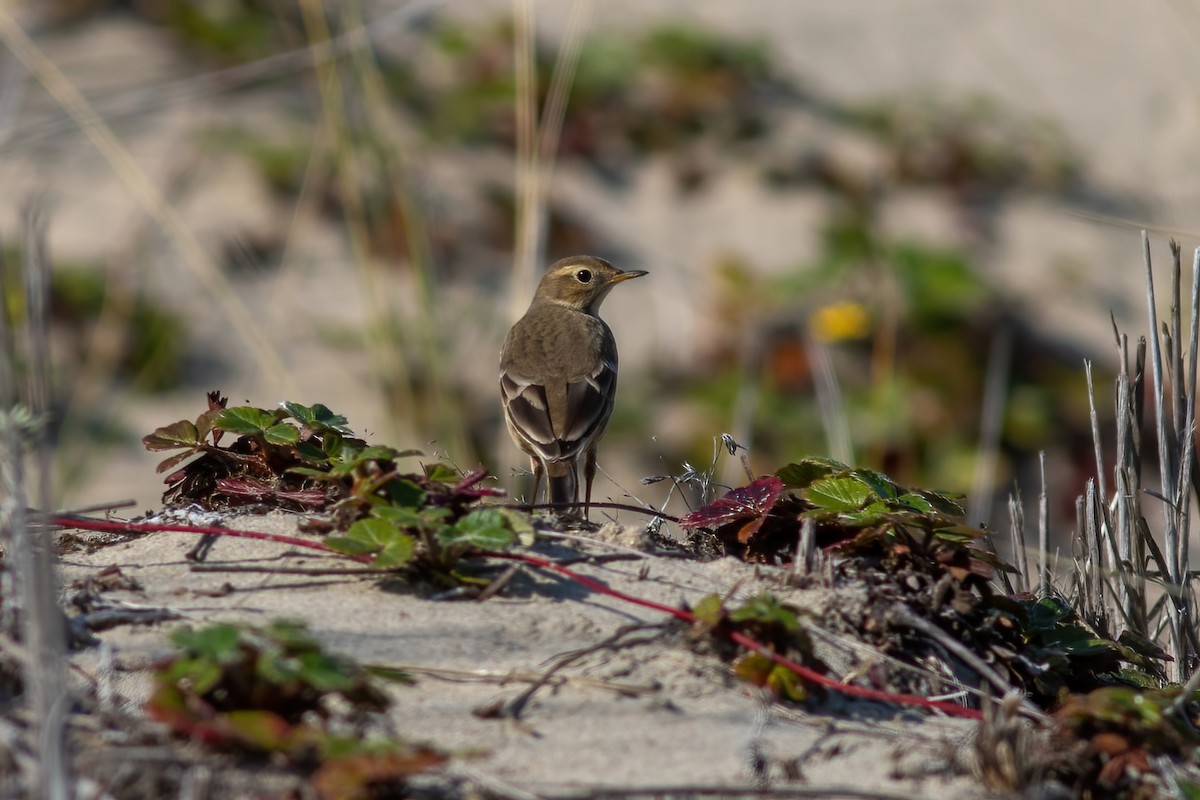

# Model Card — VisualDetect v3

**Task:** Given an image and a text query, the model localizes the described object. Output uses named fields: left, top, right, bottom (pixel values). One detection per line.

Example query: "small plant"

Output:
left=142, top=392, right=529, bottom=578
left=691, top=592, right=817, bottom=702
left=680, top=456, right=984, bottom=567
left=1053, top=686, right=1200, bottom=793
left=148, top=620, right=445, bottom=798
left=680, top=459, right=1170, bottom=709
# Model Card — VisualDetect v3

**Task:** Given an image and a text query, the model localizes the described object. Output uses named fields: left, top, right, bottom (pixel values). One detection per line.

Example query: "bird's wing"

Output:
left=501, top=367, right=564, bottom=460
left=501, top=356, right=616, bottom=462
left=561, top=355, right=616, bottom=445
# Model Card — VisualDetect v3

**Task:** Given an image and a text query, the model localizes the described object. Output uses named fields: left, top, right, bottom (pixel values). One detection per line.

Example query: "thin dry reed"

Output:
left=0, top=209, right=70, bottom=798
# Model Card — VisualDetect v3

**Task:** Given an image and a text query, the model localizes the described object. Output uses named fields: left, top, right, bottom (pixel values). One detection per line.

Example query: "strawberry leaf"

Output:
left=803, top=476, right=874, bottom=511
left=679, top=475, right=784, bottom=545
left=143, top=420, right=200, bottom=451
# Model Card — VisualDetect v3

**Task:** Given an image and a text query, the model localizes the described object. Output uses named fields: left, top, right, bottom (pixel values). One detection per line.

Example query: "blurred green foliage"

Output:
left=35, top=7, right=1110, bottom=513
left=2, top=249, right=184, bottom=393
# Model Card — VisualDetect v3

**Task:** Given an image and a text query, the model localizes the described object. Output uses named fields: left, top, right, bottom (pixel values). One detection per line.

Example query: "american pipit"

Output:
left=500, top=255, right=647, bottom=517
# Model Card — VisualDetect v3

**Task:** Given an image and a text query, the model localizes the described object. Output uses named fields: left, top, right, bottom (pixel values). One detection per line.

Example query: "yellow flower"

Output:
left=809, top=301, right=871, bottom=343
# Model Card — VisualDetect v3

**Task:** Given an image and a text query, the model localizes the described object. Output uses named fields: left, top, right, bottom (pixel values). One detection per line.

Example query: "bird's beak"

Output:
left=611, top=270, right=648, bottom=283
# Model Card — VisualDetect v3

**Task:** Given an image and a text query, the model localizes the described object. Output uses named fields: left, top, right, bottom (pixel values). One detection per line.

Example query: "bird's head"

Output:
left=533, top=255, right=648, bottom=313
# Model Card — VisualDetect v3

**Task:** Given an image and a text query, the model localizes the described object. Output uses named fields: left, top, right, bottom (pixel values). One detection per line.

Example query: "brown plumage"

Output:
left=500, top=255, right=647, bottom=517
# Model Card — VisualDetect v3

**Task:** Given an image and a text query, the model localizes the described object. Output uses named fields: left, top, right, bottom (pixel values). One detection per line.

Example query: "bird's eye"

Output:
left=575, top=269, right=592, bottom=284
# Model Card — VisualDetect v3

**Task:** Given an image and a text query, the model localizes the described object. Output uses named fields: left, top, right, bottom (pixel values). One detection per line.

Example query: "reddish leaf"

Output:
left=313, top=748, right=448, bottom=799
left=679, top=476, right=784, bottom=543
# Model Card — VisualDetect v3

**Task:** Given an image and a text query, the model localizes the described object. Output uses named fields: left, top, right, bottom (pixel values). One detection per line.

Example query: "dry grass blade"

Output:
left=969, top=326, right=1012, bottom=529
left=1006, top=490, right=1028, bottom=594
left=1037, top=452, right=1049, bottom=596
left=1177, top=246, right=1200, bottom=595
left=511, top=0, right=539, bottom=318
left=1141, top=231, right=1186, bottom=673
left=1113, top=336, right=1138, bottom=627
left=805, top=326, right=853, bottom=465
left=0, top=209, right=71, bottom=798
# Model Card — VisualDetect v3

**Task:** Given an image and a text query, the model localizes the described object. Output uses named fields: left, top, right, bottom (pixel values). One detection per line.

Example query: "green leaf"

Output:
left=1176, top=778, right=1200, bottom=800
left=692, top=594, right=726, bottom=627
left=162, top=657, right=225, bottom=695
left=348, top=518, right=400, bottom=545
left=263, top=619, right=319, bottom=650
left=216, top=406, right=276, bottom=436
left=438, top=509, right=516, bottom=551
left=323, top=432, right=346, bottom=459
left=373, top=538, right=416, bottom=569
left=933, top=524, right=988, bottom=545
left=729, top=594, right=799, bottom=632
left=143, top=419, right=200, bottom=451
left=776, top=457, right=846, bottom=489
left=732, top=653, right=806, bottom=702
left=766, top=664, right=807, bottom=702
left=850, top=468, right=901, bottom=499
left=357, top=445, right=420, bottom=462
left=803, top=476, right=874, bottom=511
left=264, top=423, right=301, bottom=446
left=170, top=623, right=242, bottom=661
left=295, top=441, right=328, bottom=464
left=283, top=401, right=355, bottom=437
left=913, top=489, right=965, bottom=517
left=195, top=408, right=223, bottom=442
left=371, top=506, right=428, bottom=528
left=381, top=477, right=424, bottom=507
left=324, top=535, right=381, bottom=557
left=332, top=518, right=416, bottom=568
left=495, top=507, right=536, bottom=546
left=890, top=493, right=935, bottom=514
left=424, top=463, right=459, bottom=485
left=837, top=501, right=891, bottom=526
left=295, top=651, right=357, bottom=692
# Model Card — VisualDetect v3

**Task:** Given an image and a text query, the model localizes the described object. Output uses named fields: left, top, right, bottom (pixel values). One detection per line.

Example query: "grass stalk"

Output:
left=1037, top=451, right=1049, bottom=596
left=968, top=326, right=1012, bottom=529
left=1141, top=231, right=1185, bottom=674
left=0, top=211, right=70, bottom=798
left=510, top=0, right=539, bottom=320
left=1007, top=488, right=1028, bottom=593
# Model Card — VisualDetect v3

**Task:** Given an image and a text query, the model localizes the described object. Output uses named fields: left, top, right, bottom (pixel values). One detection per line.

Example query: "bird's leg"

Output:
left=530, top=457, right=545, bottom=506
left=583, top=447, right=597, bottom=520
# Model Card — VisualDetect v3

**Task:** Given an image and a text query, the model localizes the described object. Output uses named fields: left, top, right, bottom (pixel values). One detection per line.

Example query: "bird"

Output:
left=500, top=255, right=647, bottom=518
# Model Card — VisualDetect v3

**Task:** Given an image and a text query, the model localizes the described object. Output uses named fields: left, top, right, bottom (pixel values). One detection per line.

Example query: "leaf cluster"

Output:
left=147, top=620, right=443, bottom=797
left=680, top=456, right=987, bottom=571
left=1053, top=685, right=1200, bottom=793
left=143, top=393, right=528, bottom=576
left=680, top=459, right=1172, bottom=709
left=691, top=592, right=819, bottom=702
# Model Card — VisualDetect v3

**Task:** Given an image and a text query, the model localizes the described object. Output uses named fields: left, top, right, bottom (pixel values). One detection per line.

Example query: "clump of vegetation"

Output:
left=679, top=459, right=1168, bottom=712
left=149, top=619, right=445, bottom=799
left=143, top=392, right=530, bottom=580
left=689, top=592, right=818, bottom=703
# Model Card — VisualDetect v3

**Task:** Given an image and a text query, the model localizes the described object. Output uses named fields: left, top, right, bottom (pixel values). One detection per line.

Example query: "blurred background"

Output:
left=1, top=1, right=1197, bottom=535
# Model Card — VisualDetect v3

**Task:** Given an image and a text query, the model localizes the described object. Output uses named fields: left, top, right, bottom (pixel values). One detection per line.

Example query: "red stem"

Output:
left=484, top=550, right=984, bottom=721
left=49, top=515, right=372, bottom=563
